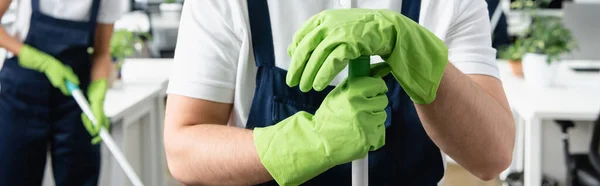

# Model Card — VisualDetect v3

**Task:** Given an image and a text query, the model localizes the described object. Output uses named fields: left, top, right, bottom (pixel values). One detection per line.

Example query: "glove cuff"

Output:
left=88, top=79, right=108, bottom=103
left=385, top=22, right=448, bottom=104
left=253, top=111, right=334, bottom=185
left=17, top=45, right=49, bottom=70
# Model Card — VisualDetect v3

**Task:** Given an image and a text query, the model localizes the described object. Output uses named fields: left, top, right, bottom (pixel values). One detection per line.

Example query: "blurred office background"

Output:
left=2, top=0, right=600, bottom=185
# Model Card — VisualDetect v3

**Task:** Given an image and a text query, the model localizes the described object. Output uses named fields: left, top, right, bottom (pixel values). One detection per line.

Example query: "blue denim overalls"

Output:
left=245, top=0, right=445, bottom=185
left=0, top=0, right=101, bottom=185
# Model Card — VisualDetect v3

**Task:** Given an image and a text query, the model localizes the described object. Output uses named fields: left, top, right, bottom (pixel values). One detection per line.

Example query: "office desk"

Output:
left=120, top=58, right=173, bottom=185
left=499, top=60, right=600, bottom=186
left=121, top=58, right=173, bottom=89
left=40, top=58, right=172, bottom=186
left=96, top=58, right=174, bottom=186
left=41, top=85, right=164, bottom=186
left=101, top=85, right=164, bottom=186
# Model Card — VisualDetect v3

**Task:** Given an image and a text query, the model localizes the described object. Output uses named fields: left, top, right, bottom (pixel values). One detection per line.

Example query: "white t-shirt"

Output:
left=168, top=0, right=499, bottom=129
left=10, top=0, right=123, bottom=41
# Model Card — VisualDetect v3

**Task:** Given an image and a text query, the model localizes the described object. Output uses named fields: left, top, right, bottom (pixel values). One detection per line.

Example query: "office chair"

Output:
left=556, top=110, right=600, bottom=186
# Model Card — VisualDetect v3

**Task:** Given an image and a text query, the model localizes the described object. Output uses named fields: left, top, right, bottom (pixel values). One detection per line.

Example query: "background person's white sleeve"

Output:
left=446, top=0, right=500, bottom=79
left=97, top=0, right=123, bottom=24
left=167, top=1, right=242, bottom=104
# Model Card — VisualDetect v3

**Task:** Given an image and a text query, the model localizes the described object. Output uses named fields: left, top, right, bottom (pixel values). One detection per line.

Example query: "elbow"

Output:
left=167, top=161, right=200, bottom=186
left=473, top=117, right=516, bottom=181
left=164, top=127, right=200, bottom=185
left=166, top=140, right=206, bottom=186
left=473, top=146, right=513, bottom=181
left=165, top=147, right=188, bottom=185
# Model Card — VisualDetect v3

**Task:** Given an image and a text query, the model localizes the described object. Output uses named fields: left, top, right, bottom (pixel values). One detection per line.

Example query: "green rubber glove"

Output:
left=81, top=79, right=109, bottom=144
left=18, top=45, right=80, bottom=95
left=287, top=9, right=448, bottom=104
left=254, top=71, right=388, bottom=186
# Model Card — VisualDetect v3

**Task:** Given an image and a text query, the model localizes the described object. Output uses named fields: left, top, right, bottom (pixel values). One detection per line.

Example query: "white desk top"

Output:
left=498, top=60, right=600, bottom=120
left=121, top=58, right=173, bottom=89
left=104, top=58, right=172, bottom=122
left=104, top=84, right=163, bottom=122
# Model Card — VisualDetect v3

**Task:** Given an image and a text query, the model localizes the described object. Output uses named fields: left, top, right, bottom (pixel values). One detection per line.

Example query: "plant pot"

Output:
left=522, top=53, right=558, bottom=87
left=159, top=3, right=182, bottom=12
left=159, top=3, right=182, bottom=20
left=508, top=60, right=524, bottom=78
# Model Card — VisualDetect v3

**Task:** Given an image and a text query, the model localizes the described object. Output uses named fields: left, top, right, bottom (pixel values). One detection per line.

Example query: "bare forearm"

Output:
left=415, top=64, right=515, bottom=180
left=90, top=23, right=114, bottom=81
left=0, top=1, right=21, bottom=54
left=90, top=54, right=111, bottom=81
left=164, top=123, right=272, bottom=185
left=0, top=26, right=23, bottom=54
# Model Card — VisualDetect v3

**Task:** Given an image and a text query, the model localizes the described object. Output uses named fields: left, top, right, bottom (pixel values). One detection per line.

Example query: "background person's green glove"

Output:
left=81, top=79, right=109, bottom=144
left=254, top=72, right=388, bottom=186
left=18, top=45, right=80, bottom=95
left=287, top=9, right=448, bottom=104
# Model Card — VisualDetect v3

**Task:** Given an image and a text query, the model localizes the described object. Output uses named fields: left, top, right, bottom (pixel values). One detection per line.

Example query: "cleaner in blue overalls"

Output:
left=246, top=4, right=448, bottom=186
left=0, top=0, right=120, bottom=185
left=164, top=0, right=515, bottom=185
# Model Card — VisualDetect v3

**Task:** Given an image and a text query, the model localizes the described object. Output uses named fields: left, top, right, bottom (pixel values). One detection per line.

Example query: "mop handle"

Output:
left=349, top=56, right=370, bottom=186
left=66, top=81, right=145, bottom=186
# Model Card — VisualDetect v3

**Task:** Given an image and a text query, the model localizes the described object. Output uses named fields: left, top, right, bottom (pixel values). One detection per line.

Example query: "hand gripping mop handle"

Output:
left=66, top=81, right=144, bottom=186
left=349, top=56, right=370, bottom=186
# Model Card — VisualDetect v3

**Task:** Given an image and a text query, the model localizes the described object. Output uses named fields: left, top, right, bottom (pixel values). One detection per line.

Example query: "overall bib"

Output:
left=0, top=0, right=101, bottom=185
left=246, top=0, right=445, bottom=185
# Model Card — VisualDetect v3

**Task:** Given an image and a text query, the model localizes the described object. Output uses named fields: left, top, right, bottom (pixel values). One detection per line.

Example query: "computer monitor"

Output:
left=510, top=0, right=566, bottom=9
left=562, top=2, right=600, bottom=60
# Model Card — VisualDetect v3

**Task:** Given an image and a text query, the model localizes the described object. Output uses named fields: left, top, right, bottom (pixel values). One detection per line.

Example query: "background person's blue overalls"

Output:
left=0, top=0, right=102, bottom=185
left=245, top=0, right=445, bottom=185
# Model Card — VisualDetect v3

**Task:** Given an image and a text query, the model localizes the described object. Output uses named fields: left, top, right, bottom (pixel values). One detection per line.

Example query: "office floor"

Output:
left=444, top=163, right=502, bottom=186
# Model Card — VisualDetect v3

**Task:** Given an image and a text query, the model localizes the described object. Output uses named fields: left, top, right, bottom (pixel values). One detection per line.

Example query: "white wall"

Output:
left=541, top=120, right=595, bottom=185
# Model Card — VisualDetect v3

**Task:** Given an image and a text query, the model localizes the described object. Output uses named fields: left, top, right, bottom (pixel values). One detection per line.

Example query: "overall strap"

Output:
left=87, top=0, right=102, bottom=47
left=31, top=0, right=102, bottom=28
left=402, top=0, right=422, bottom=22
left=89, top=0, right=102, bottom=28
left=31, top=0, right=41, bottom=14
left=247, top=0, right=276, bottom=67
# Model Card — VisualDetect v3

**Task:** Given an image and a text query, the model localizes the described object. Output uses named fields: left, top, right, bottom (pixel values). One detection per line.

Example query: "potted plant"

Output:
left=521, top=16, right=577, bottom=87
left=499, top=39, right=527, bottom=77
left=110, top=29, right=151, bottom=87
left=160, top=0, right=182, bottom=13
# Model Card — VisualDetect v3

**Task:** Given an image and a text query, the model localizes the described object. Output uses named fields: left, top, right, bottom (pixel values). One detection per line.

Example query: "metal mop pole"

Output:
left=66, top=81, right=145, bottom=186
left=349, top=56, right=371, bottom=186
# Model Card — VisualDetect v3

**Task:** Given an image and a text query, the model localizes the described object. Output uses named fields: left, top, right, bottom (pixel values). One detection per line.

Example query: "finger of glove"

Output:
left=58, top=83, right=71, bottom=96
left=97, top=115, right=110, bottom=131
left=81, top=114, right=100, bottom=136
left=90, top=102, right=108, bottom=129
left=356, top=110, right=386, bottom=151
left=354, top=93, right=388, bottom=113
left=46, top=71, right=71, bottom=95
left=370, top=63, right=392, bottom=78
left=287, top=25, right=329, bottom=88
left=63, top=66, right=80, bottom=85
left=287, top=13, right=323, bottom=57
left=91, top=136, right=102, bottom=145
left=348, top=76, right=388, bottom=98
left=310, top=43, right=360, bottom=92
left=102, top=118, right=110, bottom=130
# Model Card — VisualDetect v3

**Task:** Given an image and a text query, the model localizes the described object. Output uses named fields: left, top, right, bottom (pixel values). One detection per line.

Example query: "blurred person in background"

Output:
left=0, top=0, right=121, bottom=185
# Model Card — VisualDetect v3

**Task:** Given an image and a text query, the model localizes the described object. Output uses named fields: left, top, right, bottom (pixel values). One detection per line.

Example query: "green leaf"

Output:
left=110, top=29, right=152, bottom=60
